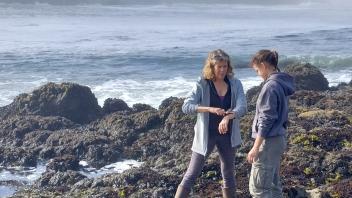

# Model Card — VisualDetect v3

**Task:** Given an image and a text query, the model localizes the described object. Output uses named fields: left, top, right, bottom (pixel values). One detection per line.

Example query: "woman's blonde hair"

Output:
left=202, top=49, right=234, bottom=80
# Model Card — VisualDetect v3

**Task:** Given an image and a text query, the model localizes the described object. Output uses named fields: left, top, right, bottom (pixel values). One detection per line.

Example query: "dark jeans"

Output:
left=180, top=134, right=236, bottom=189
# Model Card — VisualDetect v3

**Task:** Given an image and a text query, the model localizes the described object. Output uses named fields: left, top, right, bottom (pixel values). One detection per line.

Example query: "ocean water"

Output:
left=0, top=1, right=351, bottom=108
left=79, top=159, right=143, bottom=178
left=0, top=159, right=142, bottom=197
left=0, top=163, right=46, bottom=197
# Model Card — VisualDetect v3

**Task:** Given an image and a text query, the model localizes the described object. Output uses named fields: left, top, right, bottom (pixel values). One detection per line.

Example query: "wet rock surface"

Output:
left=102, top=98, right=131, bottom=115
left=0, top=64, right=350, bottom=197
left=284, top=63, right=329, bottom=91
left=0, top=82, right=101, bottom=124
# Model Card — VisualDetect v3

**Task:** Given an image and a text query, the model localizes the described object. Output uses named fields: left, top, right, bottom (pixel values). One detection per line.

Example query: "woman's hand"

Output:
left=247, top=147, right=259, bottom=163
left=208, top=107, right=226, bottom=116
left=218, top=116, right=230, bottom=134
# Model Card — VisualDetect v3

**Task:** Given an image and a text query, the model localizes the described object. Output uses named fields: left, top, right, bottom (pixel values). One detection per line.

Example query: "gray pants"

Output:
left=180, top=134, right=236, bottom=189
left=249, top=135, right=287, bottom=198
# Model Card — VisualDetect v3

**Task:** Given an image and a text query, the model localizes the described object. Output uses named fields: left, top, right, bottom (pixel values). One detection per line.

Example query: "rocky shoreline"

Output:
left=0, top=63, right=351, bottom=197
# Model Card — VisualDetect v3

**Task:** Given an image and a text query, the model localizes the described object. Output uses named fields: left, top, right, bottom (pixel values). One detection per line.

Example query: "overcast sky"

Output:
left=0, top=0, right=351, bottom=7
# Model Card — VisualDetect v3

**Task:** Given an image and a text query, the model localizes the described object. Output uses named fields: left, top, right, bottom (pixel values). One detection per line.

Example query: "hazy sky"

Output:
left=0, top=0, right=350, bottom=5
left=0, top=0, right=351, bottom=8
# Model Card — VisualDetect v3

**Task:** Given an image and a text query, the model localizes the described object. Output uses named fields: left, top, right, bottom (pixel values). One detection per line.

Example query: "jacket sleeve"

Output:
left=231, top=79, right=247, bottom=118
left=182, top=82, right=202, bottom=114
left=257, top=87, right=278, bottom=137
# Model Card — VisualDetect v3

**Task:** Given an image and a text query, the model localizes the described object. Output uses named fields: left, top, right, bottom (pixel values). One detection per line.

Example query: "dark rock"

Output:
left=90, top=178, right=106, bottom=188
left=159, top=96, right=178, bottom=110
left=246, top=84, right=263, bottom=111
left=20, top=154, right=37, bottom=167
left=71, top=178, right=93, bottom=190
left=39, top=147, right=56, bottom=159
left=282, top=145, right=326, bottom=186
left=47, top=155, right=80, bottom=172
left=326, top=179, right=352, bottom=198
left=103, top=98, right=131, bottom=114
left=37, top=116, right=77, bottom=131
left=284, top=63, right=329, bottom=91
left=293, top=126, right=352, bottom=152
left=330, top=82, right=349, bottom=91
left=158, top=97, right=184, bottom=121
left=285, top=186, right=308, bottom=198
left=126, top=97, right=192, bottom=161
left=3, top=82, right=101, bottom=124
left=0, top=115, right=76, bottom=143
left=132, top=103, right=155, bottom=112
left=94, top=113, right=138, bottom=144
left=85, top=144, right=122, bottom=168
left=35, top=170, right=86, bottom=188
left=131, top=110, right=161, bottom=131
left=290, top=90, right=325, bottom=107
left=40, top=130, right=122, bottom=168
left=0, top=147, right=37, bottom=167
left=314, top=87, right=352, bottom=115
left=111, top=167, right=179, bottom=197
left=322, top=151, right=351, bottom=178
left=22, top=131, right=51, bottom=147
left=297, top=110, right=350, bottom=131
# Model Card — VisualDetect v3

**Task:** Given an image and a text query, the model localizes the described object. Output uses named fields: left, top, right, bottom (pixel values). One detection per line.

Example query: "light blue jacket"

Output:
left=182, top=76, right=247, bottom=156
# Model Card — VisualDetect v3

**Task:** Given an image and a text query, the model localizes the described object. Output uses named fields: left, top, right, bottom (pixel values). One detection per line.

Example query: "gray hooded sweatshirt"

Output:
left=252, top=72, right=295, bottom=138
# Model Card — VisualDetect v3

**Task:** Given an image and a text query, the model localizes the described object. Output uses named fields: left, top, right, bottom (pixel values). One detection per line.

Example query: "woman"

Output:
left=175, top=49, right=247, bottom=198
left=247, top=49, right=295, bottom=198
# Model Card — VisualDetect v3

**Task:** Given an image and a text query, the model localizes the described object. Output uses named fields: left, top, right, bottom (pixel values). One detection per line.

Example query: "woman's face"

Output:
left=213, top=60, right=228, bottom=81
left=253, top=63, right=270, bottom=80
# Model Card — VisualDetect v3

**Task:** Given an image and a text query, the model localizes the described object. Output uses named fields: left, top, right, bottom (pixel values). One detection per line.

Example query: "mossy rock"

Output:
left=298, top=109, right=344, bottom=120
left=284, top=63, right=329, bottom=91
left=297, top=109, right=350, bottom=130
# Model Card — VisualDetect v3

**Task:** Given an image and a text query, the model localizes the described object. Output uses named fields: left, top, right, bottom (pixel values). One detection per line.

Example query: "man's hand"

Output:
left=247, top=147, right=259, bottom=163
